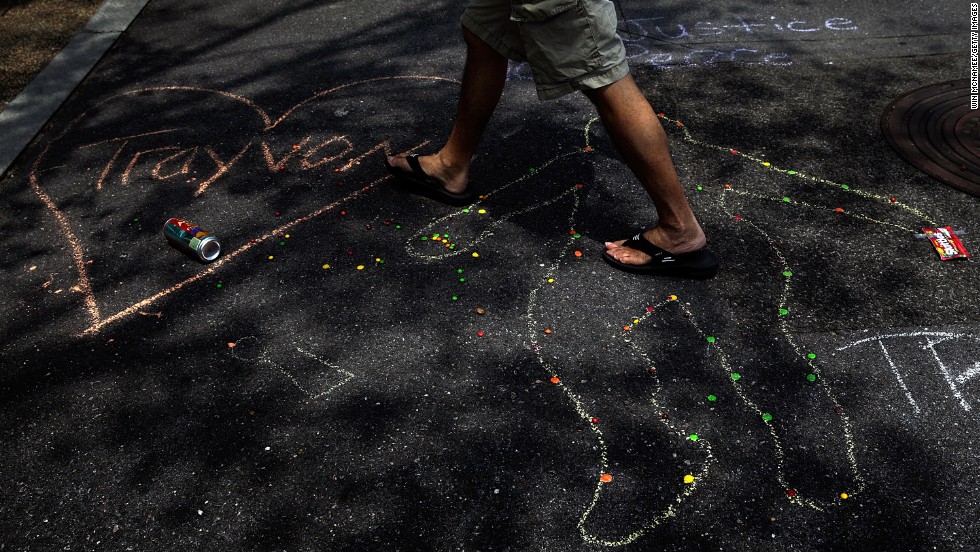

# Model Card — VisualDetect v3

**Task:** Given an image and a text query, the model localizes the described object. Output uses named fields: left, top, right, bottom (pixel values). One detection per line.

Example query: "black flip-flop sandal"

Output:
left=385, top=153, right=475, bottom=207
left=602, top=231, right=720, bottom=279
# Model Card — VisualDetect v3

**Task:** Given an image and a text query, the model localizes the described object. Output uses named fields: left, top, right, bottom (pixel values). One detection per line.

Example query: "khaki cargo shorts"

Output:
left=461, top=0, right=629, bottom=100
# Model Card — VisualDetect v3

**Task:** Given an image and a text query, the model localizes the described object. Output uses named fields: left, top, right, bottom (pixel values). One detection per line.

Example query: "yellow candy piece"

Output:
left=762, top=162, right=771, bottom=167
left=268, top=256, right=274, bottom=260
left=477, top=209, right=487, bottom=214
left=322, top=264, right=331, bottom=269
left=547, top=278, right=554, bottom=283
left=356, top=265, right=365, bottom=270
left=285, top=234, right=290, bottom=239
left=683, top=474, right=694, bottom=484
left=840, top=493, right=848, bottom=500
left=472, top=252, right=480, bottom=258
left=668, top=294, right=678, bottom=301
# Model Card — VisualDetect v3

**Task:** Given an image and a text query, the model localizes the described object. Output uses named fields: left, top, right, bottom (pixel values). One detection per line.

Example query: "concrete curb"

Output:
left=0, top=0, right=151, bottom=178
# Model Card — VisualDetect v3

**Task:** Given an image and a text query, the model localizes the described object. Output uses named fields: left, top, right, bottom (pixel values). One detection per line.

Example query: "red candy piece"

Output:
left=591, top=417, right=599, bottom=424
left=787, top=488, right=797, bottom=497
left=477, top=331, right=485, bottom=337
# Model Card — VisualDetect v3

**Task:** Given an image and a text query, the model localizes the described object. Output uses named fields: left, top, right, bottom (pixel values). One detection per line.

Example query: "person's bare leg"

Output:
left=387, top=26, right=508, bottom=194
left=583, top=74, right=706, bottom=263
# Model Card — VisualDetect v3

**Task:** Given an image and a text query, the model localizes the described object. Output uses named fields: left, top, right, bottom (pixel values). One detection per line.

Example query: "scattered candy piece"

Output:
left=544, top=328, right=553, bottom=335
left=268, top=255, right=274, bottom=260
left=788, top=170, right=797, bottom=175
left=841, top=184, right=850, bottom=190
left=550, top=376, right=560, bottom=384
left=668, top=294, right=678, bottom=301
left=584, top=147, right=593, bottom=152
left=475, top=307, right=486, bottom=315
left=227, top=342, right=236, bottom=348
left=472, top=252, right=480, bottom=258
left=707, top=336, right=716, bottom=343
left=660, top=412, right=669, bottom=420
left=730, top=149, right=738, bottom=154
left=782, top=196, right=791, bottom=202
left=623, top=326, right=631, bottom=331
left=322, top=263, right=331, bottom=269
left=648, top=367, right=657, bottom=374
left=806, top=374, right=816, bottom=382
left=779, top=308, right=789, bottom=315
left=451, top=296, right=458, bottom=301
left=478, top=209, right=487, bottom=214
left=356, top=265, right=365, bottom=270
left=646, top=306, right=654, bottom=312
left=477, top=331, right=485, bottom=337
left=576, top=183, right=585, bottom=188
left=731, top=373, right=741, bottom=381
left=574, top=250, right=583, bottom=257
left=807, top=353, right=816, bottom=359
left=274, top=211, right=281, bottom=217
left=696, top=186, right=703, bottom=191
left=787, top=488, right=797, bottom=498
left=762, top=413, right=773, bottom=422
left=834, top=207, right=844, bottom=213
left=889, top=197, right=897, bottom=202
left=600, top=473, right=613, bottom=483
left=783, top=271, right=793, bottom=278
left=683, top=474, right=695, bottom=484
left=763, top=162, right=771, bottom=167
left=591, top=417, right=599, bottom=424
left=840, top=492, right=849, bottom=500
left=707, top=395, right=717, bottom=402
left=547, top=278, right=555, bottom=284
left=216, top=282, right=223, bottom=289
left=688, top=434, right=699, bottom=441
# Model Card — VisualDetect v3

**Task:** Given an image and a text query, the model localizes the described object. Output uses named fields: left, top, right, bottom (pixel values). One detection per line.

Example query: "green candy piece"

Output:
left=573, top=233, right=582, bottom=239
left=462, top=209, right=470, bottom=213
left=787, top=170, right=797, bottom=175
left=731, top=373, right=742, bottom=381
left=783, top=271, right=793, bottom=278
left=395, top=225, right=401, bottom=229
left=457, top=269, right=464, bottom=274
left=782, top=196, right=791, bottom=202
left=762, top=413, right=773, bottom=422
left=132, top=217, right=140, bottom=222
left=689, top=434, right=699, bottom=442
left=807, top=353, right=817, bottom=360
left=279, top=241, right=286, bottom=246
left=443, top=234, right=449, bottom=238
left=779, top=308, right=789, bottom=315
left=806, top=374, right=817, bottom=382
left=841, top=184, right=850, bottom=190
left=451, top=296, right=458, bottom=301
left=707, top=395, right=717, bottom=402
left=707, top=336, right=716, bottom=343
left=459, top=278, right=466, bottom=283
left=421, top=236, right=428, bottom=241
left=696, top=186, right=703, bottom=191
left=216, top=283, right=223, bottom=289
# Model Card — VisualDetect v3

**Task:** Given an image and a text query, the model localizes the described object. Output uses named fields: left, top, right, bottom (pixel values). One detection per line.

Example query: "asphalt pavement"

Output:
left=0, top=0, right=977, bottom=550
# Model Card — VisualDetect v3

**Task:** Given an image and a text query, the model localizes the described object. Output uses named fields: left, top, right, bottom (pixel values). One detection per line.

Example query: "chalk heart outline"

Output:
left=28, top=76, right=459, bottom=335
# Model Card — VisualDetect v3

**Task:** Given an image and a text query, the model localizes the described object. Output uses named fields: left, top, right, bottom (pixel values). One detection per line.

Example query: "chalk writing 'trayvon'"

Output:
left=621, top=15, right=860, bottom=69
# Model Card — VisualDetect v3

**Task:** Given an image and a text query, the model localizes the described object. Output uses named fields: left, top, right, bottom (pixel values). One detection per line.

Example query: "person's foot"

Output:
left=385, top=152, right=468, bottom=194
left=604, top=226, right=707, bottom=266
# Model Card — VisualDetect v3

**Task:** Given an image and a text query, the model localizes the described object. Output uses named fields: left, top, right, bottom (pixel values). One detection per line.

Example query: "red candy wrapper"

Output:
left=921, top=227, right=970, bottom=261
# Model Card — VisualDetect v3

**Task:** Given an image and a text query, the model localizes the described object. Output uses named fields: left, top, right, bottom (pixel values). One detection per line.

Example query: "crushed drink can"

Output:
left=163, top=218, right=221, bottom=262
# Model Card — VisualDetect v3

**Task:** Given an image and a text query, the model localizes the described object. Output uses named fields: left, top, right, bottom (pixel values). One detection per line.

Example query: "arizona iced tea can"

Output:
left=163, top=218, right=221, bottom=262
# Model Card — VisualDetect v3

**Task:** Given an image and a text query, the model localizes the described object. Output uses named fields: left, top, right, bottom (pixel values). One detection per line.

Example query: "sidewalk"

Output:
left=0, top=1, right=976, bottom=550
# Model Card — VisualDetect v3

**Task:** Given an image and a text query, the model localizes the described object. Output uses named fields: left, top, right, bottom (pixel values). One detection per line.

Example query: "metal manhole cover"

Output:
left=881, top=80, right=980, bottom=197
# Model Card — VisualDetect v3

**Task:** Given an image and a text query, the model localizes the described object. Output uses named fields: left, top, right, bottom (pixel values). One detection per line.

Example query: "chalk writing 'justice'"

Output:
left=621, top=16, right=860, bottom=40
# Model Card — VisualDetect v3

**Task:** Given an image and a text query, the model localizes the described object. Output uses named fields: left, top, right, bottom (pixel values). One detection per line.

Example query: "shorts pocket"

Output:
left=510, top=0, right=577, bottom=22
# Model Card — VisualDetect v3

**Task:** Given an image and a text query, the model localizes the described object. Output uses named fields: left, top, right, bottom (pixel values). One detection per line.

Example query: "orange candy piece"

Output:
left=550, top=376, right=560, bottom=384
left=600, top=473, right=613, bottom=483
